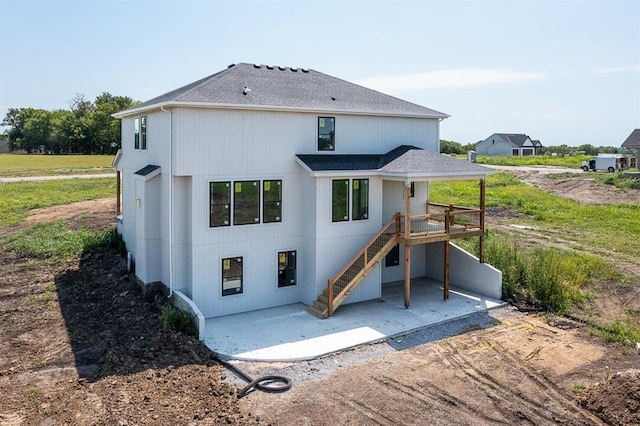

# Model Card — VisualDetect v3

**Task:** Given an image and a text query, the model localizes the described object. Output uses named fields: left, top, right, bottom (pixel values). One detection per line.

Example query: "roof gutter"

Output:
left=113, top=101, right=449, bottom=120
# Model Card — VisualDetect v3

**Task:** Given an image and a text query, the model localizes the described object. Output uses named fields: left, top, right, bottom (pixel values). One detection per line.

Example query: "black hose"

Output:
left=215, top=356, right=292, bottom=398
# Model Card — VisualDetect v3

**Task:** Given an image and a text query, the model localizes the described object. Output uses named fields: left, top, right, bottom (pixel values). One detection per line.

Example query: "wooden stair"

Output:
left=307, top=214, right=400, bottom=319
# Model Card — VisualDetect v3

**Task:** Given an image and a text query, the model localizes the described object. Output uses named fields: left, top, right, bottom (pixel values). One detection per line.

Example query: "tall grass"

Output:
left=430, top=173, right=640, bottom=260
left=482, top=234, right=615, bottom=314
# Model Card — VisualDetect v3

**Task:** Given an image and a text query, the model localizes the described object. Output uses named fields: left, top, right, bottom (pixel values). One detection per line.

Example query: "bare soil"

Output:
left=1, top=170, right=639, bottom=425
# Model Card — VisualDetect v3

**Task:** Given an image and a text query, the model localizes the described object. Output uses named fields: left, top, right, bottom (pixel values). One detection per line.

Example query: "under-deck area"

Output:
left=204, top=279, right=504, bottom=361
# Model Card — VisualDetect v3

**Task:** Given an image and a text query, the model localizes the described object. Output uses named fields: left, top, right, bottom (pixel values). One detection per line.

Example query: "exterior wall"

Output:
left=423, top=242, right=502, bottom=299
left=117, top=105, right=442, bottom=317
left=172, top=108, right=440, bottom=176
left=476, top=135, right=513, bottom=156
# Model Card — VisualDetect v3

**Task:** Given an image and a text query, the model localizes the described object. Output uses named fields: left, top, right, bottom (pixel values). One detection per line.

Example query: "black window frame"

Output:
left=318, top=117, right=335, bottom=151
left=233, top=180, right=260, bottom=225
left=332, top=179, right=349, bottom=222
left=140, top=116, right=147, bottom=150
left=352, top=178, right=369, bottom=220
left=134, top=118, right=140, bottom=150
left=277, top=250, right=297, bottom=287
left=263, top=180, right=282, bottom=223
left=222, top=257, right=243, bottom=296
left=209, top=182, right=231, bottom=227
left=385, top=244, right=400, bottom=267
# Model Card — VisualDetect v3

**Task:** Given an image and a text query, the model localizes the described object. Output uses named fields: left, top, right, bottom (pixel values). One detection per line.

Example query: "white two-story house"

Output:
left=112, top=63, right=501, bottom=329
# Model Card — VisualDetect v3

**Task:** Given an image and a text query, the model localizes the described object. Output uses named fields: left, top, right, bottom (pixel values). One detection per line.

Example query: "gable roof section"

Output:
left=493, top=133, right=532, bottom=148
left=296, top=146, right=494, bottom=180
left=114, top=63, right=448, bottom=119
left=622, top=129, right=640, bottom=149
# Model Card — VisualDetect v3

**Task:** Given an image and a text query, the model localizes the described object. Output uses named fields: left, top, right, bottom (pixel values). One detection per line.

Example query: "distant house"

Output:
left=622, top=129, right=640, bottom=153
left=111, top=63, right=501, bottom=328
left=0, top=140, right=10, bottom=154
left=475, top=133, right=542, bottom=156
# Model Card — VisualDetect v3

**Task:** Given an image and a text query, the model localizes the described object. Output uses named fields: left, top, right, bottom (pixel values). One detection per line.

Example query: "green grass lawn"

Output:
left=0, top=178, right=116, bottom=226
left=0, top=154, right=115, bottom=177
left=474, top=154, right=590, bottom=168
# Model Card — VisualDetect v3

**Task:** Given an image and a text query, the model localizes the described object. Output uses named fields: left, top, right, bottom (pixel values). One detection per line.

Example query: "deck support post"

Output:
left=443, top=239, right=450, bottom=300
left=404, top=183, right=411, bottom=308
left=479, top=178, right=486, bottom=263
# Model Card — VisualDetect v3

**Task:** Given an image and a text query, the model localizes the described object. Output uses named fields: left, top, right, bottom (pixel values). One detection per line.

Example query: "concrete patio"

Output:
left=203, top=278, right=505, bottom=361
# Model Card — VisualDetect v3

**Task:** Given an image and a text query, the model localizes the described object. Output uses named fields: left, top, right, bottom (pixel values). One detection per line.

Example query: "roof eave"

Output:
left=112, top=101, right=449, bottom=120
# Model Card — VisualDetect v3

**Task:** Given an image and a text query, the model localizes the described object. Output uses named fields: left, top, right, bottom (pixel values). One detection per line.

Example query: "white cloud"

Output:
left=590, top=65, right=640, bottom=74
left=353, top=68, right=548, bottom=92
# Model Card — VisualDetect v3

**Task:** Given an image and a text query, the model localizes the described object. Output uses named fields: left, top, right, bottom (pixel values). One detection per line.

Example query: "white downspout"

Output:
left=161, top=105, right=174, bottom=298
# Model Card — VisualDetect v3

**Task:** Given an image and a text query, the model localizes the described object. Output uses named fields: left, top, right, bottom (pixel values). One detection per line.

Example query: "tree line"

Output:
left=1, top=93, right=138, bottom=154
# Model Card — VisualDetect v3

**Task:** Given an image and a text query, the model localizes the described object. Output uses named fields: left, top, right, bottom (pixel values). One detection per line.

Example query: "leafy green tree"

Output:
left=440, top=139, right=464, bottom=154
left=576, top=144, right=598, bottom=155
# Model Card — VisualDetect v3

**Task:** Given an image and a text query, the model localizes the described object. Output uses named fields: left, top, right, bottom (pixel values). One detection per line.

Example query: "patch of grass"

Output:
left=2, top=222, right=123, bottom=260
left=0, top=154, right=114, bottom=177
left=474, top=154, right=590, bottom=168
left=0, top=178, right=115, bottom=226
left=162, top=305, right=197, bottom=337
left=573, top=382, right=587, bottom=394
left=430, top=173, right=640, bottom=260
left=593, top=309, right=640, bottom=344
left=24, top=386, right=39, bottom=398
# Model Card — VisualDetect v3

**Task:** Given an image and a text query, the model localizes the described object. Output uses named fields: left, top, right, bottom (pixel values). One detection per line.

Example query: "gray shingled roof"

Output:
left=494, top=133, right=532, bottom=148
left=622, top=129, right=640, bottom=149
left=297, top=146, right=494, bottom=178
left=116, top=63, right=448, bottom=118
left=134, top=164, right=161, bottom=176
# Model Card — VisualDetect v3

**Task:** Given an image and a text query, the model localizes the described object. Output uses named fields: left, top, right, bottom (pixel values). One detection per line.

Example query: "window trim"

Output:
left=263, top=180, right=282, bottom=223
left=209, top=178, right=284, bottom=228
left=277, top=250, right=297, bottom=288
left=331, top=179, right=349, bottom=222
left=233, top=180, right=260, bottom=225
left=352, top=178, right=369, bottom=221
left=318, top=116, right=335, bottom=151
left=221, top=256, right=243, bottom=297
left=209, top=181, right=231, bottom=227
left=332, top=178, right=369, bottom=223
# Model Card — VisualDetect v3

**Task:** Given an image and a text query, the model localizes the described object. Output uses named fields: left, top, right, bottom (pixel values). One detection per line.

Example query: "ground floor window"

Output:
left=210, top=179, right=282, bottom=227
left=234, top=180, right=260, bottom=225
left=222, top=257, right=243, bottom=296
left=278, top=250, right=297, bottom=287
left=263, top=180, right=282, bottom=223
left=512, top=148, right=519, bottom=156
left=385, top=244, right=400, bottom=267
left=332, top=178, right=369, bottom=222
left=522, top=148, right=533, bottom=156
left=210, top=182, right=231, bottom=227
left=332, top=179, right=349, bottom=222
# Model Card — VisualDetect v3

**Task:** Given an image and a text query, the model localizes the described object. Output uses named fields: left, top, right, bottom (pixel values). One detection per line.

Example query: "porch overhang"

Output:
left=296, top=145, right=495, bottom=181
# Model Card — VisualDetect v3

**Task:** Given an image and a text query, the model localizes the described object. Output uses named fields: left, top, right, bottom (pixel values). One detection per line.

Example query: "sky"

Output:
left=1, top=0, right=639, bottom=147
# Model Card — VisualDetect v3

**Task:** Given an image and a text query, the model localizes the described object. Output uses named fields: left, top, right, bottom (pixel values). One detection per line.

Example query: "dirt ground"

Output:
left=1, top=169, right=639, bottom=425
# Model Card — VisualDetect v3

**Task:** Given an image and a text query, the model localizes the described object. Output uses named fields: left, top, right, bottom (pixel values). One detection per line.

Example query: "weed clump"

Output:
left=162, top=305, right=197, bottom=337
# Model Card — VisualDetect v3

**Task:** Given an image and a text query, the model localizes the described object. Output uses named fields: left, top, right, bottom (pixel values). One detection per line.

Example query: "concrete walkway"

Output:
left=0, top=174, right=115, bottom=183
left=203, top=279, right=505, bottom=362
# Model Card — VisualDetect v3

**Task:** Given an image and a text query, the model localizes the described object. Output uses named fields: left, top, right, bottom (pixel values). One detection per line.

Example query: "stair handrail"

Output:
left=328, top=213, right=400, bottom=316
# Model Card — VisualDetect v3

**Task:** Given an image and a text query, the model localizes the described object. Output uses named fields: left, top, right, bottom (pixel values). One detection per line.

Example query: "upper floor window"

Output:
left=352, top=179, right=369, bottom=220
left=134, top=118, right=140, bottom=150
left=140, top=116, right=147, bottom=150
left=210, top=182, right=231, bottom=227
left=134, top=116, right=147, bottom=150
left=318, top=117, right=335, bottom=151
left=332, top=179, right=349, bottom=222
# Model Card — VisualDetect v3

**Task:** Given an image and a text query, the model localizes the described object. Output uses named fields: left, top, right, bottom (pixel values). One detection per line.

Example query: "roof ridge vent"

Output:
left=227, top=63, right=235, bottom=68
left=291, top=67, right=298, bottom=72
left=266, top=65, right=274, bottom=70
left=253, top=64, right=262, bottom=68
left=278, top=66, right=286, bottom=71
left=301, top=68, right=309, bottom=73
